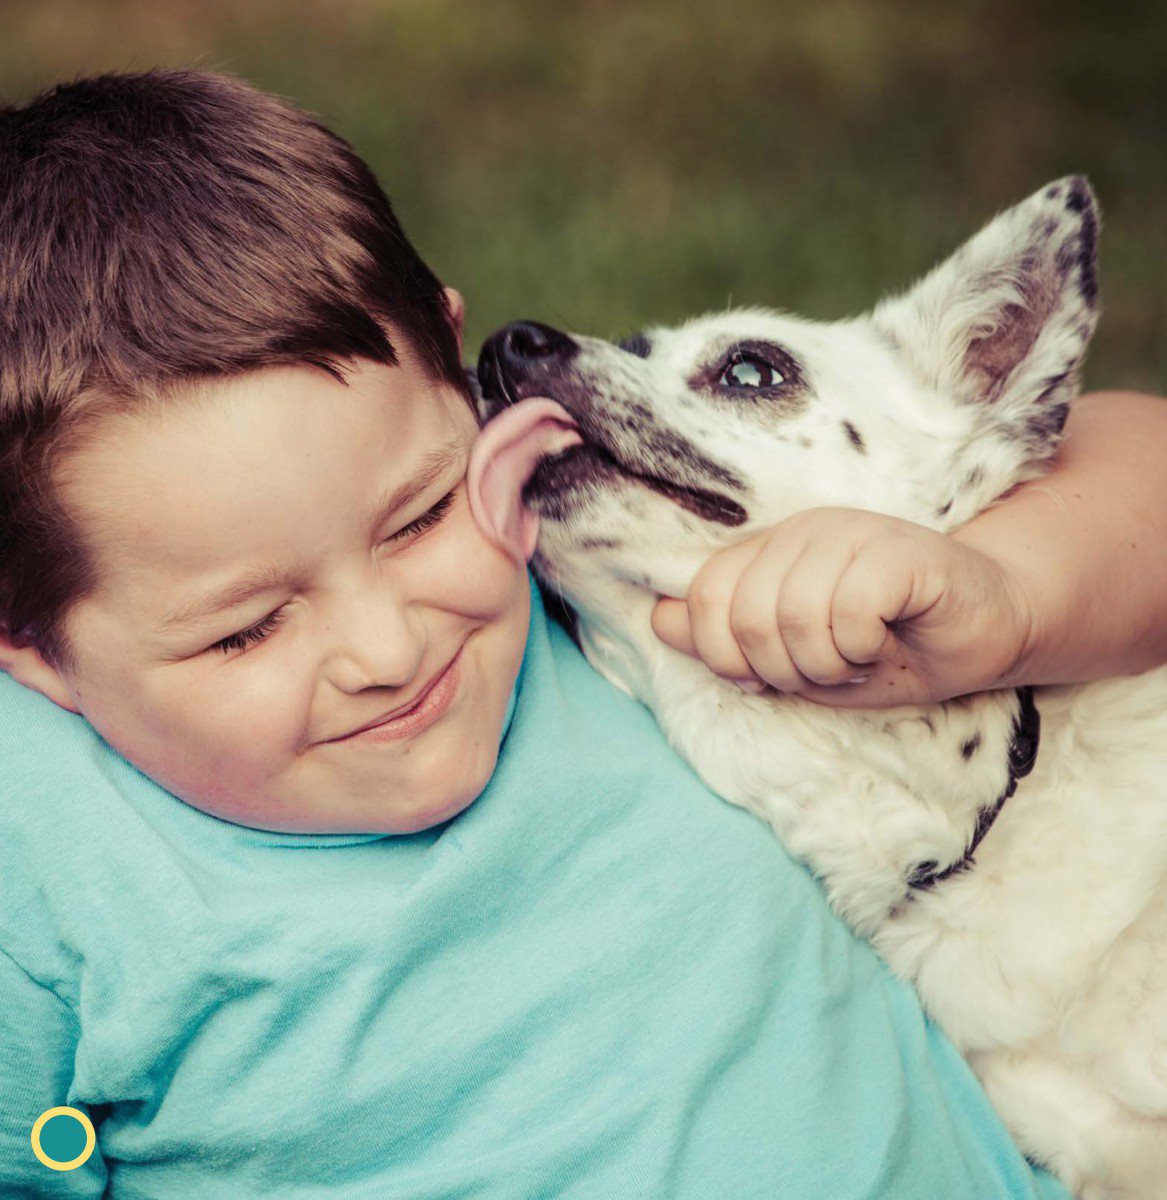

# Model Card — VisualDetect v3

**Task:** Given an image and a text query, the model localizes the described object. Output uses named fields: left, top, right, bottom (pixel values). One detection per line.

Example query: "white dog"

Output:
left=467, top=178, right=1167, bottom=1199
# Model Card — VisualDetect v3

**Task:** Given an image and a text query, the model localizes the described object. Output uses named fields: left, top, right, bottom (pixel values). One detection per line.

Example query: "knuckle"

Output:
left=730, top=608, right=774, bottom=648
left=687, top=574, right=730, bottom=617
left=831, top=597, right=870, bottom=627
left=835, top=634, right=878, bottom=666
left=790, top=649, right=845, bottom=686
left=775, top=601, right=814, bottom=636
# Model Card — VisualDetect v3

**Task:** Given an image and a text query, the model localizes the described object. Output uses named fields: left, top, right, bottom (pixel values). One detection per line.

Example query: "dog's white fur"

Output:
left=488, top=179, right=1167, bottom=1197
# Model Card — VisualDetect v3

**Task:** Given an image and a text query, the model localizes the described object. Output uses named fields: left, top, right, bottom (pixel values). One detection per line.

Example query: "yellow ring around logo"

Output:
left=30, top=1106, right=96, bottom=1172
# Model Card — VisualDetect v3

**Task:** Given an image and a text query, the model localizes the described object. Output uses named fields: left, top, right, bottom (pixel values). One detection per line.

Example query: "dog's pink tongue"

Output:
left=467, top=398, right=582, bottom=562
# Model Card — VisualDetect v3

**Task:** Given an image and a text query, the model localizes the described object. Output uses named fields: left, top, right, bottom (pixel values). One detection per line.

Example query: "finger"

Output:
left=755, top=540, right=869, bottom=686
left=722, top=532, right=815, bottom=691
left=651, top=596, right=697, bottom=657
left=828, top=552, right=907, bottom=666
left=829, top=539, right=930, bottom=665
left=683, top=537, right=769, bottom=681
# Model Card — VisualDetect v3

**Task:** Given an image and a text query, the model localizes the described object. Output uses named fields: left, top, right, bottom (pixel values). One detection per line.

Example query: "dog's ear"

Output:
left=871, top=176, right=1099, bottom=452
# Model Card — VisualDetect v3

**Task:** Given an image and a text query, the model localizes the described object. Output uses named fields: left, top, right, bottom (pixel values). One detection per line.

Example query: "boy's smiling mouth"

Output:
left=322, top=644, right=465, bottom=745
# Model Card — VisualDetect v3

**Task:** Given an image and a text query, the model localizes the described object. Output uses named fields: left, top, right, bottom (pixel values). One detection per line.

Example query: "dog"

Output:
left=468, top=178, right=1167, bottom=1198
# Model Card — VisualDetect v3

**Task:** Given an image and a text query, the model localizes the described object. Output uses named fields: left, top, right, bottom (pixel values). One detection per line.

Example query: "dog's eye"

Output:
left=720, top=354, right=784, bottom=389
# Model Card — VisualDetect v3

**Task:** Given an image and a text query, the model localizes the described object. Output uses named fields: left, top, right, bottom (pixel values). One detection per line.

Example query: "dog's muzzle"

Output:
left=476, top=320, right=749, bottom=529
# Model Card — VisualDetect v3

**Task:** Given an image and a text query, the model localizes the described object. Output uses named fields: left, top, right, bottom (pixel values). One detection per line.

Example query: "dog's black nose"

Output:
left=496, top=320, right=577, bottom=364
left=478, top=321, right=578, bottom=408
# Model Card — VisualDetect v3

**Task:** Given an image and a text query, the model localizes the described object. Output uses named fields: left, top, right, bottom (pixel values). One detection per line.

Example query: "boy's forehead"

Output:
left=57, top=358, right=475, bottom=601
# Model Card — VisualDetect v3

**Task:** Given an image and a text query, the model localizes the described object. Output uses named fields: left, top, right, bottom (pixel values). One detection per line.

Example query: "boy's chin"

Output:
left=388, top=770, right=493, bottom=834
left=386, top=799, right=478, bottom=835
left=345, top=748, right=497, bottom=836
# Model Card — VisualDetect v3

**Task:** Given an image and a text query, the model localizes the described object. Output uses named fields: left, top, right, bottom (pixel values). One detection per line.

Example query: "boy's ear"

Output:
left=444, top=286, right=466, bottom=358
left=871, top=175, right=1099, bottom=454
left=0, top=631, right=82, bottom=714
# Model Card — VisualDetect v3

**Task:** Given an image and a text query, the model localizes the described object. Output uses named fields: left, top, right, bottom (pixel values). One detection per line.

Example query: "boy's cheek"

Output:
left=138, top=696, right=294, bottom=776
left=421, top=504, right=529, bottom=620
left=109, top=665, right=310, bottom=780
left=115, top=705, right=308, bottom=826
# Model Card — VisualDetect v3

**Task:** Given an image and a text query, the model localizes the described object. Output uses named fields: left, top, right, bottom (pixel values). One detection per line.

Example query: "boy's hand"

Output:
left=650, top=508, right=1034, bottom=708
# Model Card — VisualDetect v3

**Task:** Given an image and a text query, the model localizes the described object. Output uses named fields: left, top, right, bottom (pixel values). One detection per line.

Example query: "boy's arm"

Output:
left=954, top=390, right=1167, bottom=688
left=0, top=948, right=107, bottom=1198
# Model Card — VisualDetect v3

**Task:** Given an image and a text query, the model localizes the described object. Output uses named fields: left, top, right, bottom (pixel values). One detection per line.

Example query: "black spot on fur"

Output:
left=1055, top=240, right=1078, bottom=278
left=936, top=499, right=952, bottom=518
left=1026, top=401, right=1070, bottom=445
left=1039, top=370, right=1070, bottom=397
left=964, top=466, right=984, bottom=489
left=1078, top=204, right=1099, bottom=308
left=961, top=734, right=981, bottom=760
left=1045, top=184, right=1060, bottom=200
left=842, top=421, right=866, bottom=453
left=1052, top=182, right=1098, bottom=310
left=907, top=861, right=940, bottom=888
left=619, top=332, right=652, bottom=359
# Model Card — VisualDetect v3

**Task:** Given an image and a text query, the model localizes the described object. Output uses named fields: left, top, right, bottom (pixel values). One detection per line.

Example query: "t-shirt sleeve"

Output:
left=0, top=948, right=108, bottom=1198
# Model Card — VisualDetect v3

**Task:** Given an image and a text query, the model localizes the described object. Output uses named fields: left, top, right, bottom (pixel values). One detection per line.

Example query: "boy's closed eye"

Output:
left=206, top=488, right=460, bottom=657
left=210, top=607, right=291, bottom=655
left=389, top=486, right=458, bottom=545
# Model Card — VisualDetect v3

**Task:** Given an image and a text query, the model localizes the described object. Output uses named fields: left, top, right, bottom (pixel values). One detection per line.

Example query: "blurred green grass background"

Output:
left=2, top=0, right=1163, bottom=390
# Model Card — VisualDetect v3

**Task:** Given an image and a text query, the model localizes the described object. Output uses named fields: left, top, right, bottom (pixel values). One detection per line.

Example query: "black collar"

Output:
left=907, top=686, right=1041, bottom=892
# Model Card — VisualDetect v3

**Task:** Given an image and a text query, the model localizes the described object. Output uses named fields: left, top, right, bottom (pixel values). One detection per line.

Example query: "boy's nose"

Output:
left=478, top=321, right=578, bottom=410
left=323, top=593, right=426, bottom=699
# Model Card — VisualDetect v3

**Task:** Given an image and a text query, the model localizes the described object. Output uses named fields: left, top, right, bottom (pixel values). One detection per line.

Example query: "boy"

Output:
left=1, top=68, right=1162, bottom=1197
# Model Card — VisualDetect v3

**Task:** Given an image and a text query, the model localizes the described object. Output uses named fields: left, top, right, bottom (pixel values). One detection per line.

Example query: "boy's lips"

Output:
left=323, top=646, right=464, bottom=743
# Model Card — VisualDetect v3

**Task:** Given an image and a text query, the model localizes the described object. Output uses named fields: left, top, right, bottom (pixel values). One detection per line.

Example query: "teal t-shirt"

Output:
left=0, top=573, right=1066, bottom=1198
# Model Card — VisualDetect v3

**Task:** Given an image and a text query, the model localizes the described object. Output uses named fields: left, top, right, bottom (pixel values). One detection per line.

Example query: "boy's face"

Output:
left=20, top=323, right=531, bottom=834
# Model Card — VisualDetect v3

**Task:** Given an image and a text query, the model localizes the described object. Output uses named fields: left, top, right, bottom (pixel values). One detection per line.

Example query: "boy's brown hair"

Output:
left=0, top=68, right=468, bottom=671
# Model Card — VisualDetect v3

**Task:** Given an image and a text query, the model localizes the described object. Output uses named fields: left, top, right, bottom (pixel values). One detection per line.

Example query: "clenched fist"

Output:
left=650, top=507, right=1034, bottom=708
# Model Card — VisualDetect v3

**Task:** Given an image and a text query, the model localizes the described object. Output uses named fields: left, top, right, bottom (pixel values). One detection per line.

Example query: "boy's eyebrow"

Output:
left=366, top=436, right=467, bottom=537
left=159, top=436, right=468, bottom=633
left=159, top=564, right=306, bottom=633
